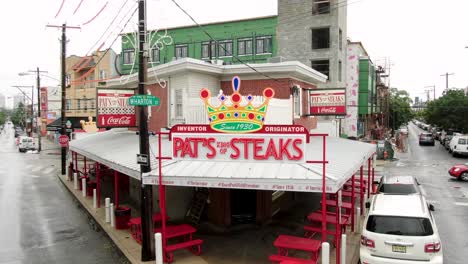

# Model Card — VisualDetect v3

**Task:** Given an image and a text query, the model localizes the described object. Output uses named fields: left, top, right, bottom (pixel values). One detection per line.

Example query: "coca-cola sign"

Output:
left=310, top=89, right=346, bottom=115
left=97, top=88, right=136, bottom=127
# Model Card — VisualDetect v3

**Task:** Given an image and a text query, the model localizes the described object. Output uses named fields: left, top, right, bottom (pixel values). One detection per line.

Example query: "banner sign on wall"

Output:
left=309, top=89, right=346, bottom=115
left=97, top=89, right=136, bottom=127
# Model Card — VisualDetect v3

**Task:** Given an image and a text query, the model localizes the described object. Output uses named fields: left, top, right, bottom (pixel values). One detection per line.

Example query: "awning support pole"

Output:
left=74, top=152, right=78, bottom=176
left=97, top=163, right=101, bottom=208
left=115, top=170, right=119, bottom=208
left=335, top=189, right=341, bottom=264
left=367, top=158, right=371, bottom=199
left=321, top=134, right=327, bottom=244
left=360, top=166, right=364, bottom=216
left=351, top=173, right=355, bottom=232
left=84, top=156, right=87, bottom=178
left=158, top=132, right=167, bottom=261
left=371, top=154, right=376, bottom=193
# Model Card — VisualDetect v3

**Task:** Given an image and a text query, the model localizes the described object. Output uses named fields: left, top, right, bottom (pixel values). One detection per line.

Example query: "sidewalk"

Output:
left=57, top=171, right=363, bottom=264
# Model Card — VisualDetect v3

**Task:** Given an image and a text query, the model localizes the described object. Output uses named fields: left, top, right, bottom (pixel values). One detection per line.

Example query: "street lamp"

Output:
left=18, top=69, right=53, bottom=152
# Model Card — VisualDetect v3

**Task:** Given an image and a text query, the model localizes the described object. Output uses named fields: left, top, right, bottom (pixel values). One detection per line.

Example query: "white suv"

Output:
left=360, top=194, right=443, bottom=264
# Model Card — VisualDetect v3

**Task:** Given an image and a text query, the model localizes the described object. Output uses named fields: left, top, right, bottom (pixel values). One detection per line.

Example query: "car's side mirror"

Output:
left=365, top=201, right=371, bottom=209
left=429, top=204, right=435, bottom=211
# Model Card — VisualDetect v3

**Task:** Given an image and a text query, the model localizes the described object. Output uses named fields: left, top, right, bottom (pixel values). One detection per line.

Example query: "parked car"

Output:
left=18, top=136, right=35, bottom=152
left=360, top=194, right=443, bottom=264
left=448, top=163, right=468, bottom=181
left=449, top=135, right=468, bottom=157
left=419, top=133, right=435, bottom=146
left=399, top=127, right=408, bottom=135
left=376, top=175, right=421, bottom=195
left=442, top=135, right=453, bottom=150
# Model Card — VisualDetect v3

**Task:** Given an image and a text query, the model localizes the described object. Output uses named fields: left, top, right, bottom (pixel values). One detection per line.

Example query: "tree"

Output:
left=0, top=108, right=7, bottom=125
left=10, top=102, right=26, bottom=128
left=424, top=90, right=468, bottom=132
left=389, top=88, right=414, bottom=134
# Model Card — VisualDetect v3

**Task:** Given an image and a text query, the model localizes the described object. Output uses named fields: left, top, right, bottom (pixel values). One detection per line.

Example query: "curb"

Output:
left=56, top=173, right=132, bottom=264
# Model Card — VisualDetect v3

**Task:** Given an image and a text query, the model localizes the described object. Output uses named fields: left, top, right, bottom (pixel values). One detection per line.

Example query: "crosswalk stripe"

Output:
left=43, top=168, right=55, bottom=174
left=30, top=167, right=41, bottom=173
left=455, top=202, right=468, bottom=206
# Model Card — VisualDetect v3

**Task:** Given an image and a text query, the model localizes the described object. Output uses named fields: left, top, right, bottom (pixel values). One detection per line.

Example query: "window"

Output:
left=175, top=45, right=188, bottom=59
left=218, top=40, right=233, bottom=57
left=175, top=90, right=183, bottom=118
left=77, top=99, right=81, bottom=110
left=312, top=28, right=330, bottom=49
left=66, top=99, right=71, bottom=110
left=83, top=97, right=88, bottom=111
left=151, top=48, right=160, bottom=63
left=201, top=41, right=216, bottom=59
left=238, top=38, right=253, bottom=55
left=459, top=138, right=467, bottom=145
left=99, top=70, right=107, bottom=79
left=366, top=216, right=434, bottom=236
left=256, top=36, right=272, bottom=54
left=338, top=60, right=342, bottom=82
left=293, top=86, right=302, bottom=117
left=66, top=74, right=71, bottom=87
left=123, top=49, right=135, bottom=65
left=90, top=98, right=95, bottom=110
left=339, top=29, right=343, bottom=50
left=312, top=0, right=330, bottom=15
left=311, top=60, right=330, bottom=79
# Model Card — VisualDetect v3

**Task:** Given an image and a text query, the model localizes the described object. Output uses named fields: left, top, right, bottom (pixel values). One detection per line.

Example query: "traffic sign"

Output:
left=128, top=95, right=160, bottom=106
left=137, top=154, right=149, bottom=165
left=58, top=135, right=69, bottom=147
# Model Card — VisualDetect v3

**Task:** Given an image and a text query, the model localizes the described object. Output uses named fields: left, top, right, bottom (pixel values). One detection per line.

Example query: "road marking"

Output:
left=31, top=175, right=40, bottom=178
left=43, top=167, right=55, bottom=174
left=30, top=167, right=42, bottom=173
left=455, top=202, right=468, bottom=206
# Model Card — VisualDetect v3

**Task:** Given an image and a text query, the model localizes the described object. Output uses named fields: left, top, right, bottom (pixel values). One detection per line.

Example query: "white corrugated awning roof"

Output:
left=69, top=130, right=376, bottom=193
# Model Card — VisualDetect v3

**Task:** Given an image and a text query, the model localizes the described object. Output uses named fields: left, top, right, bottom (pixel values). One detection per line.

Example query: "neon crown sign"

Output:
left=200, top=76, right=275, bottom=133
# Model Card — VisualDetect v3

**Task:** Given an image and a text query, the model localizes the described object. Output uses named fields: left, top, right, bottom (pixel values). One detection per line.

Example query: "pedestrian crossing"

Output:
left=23, top=164, right=57, bottom=176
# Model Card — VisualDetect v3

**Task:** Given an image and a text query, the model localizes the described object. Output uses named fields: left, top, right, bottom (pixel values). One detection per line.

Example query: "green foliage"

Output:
left=389, top=88, right=414, bottom=132
left=0, top=108, right=7, bottom=125
left=10, top=102, right=26, bottom=128
left=424, top=90, right=468, bottom=132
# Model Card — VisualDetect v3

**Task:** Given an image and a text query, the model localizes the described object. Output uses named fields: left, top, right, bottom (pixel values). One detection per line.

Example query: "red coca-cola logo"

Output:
left=107, top=116, right=132, bottom=125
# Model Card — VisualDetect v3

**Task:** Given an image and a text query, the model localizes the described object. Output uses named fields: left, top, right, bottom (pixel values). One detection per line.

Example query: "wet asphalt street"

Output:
left=385, top=122, right=468, bottom=264
left=0, top=125, right=127, bottom=264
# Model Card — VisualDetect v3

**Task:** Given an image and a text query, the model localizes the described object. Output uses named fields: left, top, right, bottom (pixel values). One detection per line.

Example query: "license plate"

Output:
left=392, top=245, right=406, bottom=253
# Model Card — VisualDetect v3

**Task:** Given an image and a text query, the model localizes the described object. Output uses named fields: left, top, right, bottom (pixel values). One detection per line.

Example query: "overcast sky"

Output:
left=1, top=0, right=468, bottom=107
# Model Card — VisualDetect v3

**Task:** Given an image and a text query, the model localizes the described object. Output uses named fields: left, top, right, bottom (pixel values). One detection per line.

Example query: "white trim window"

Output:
left=293, top=86, right=302, bottom=117
left=201, top=41, right=217, bottom=59
left=312, top=0, right=331, bottom=15
left=238, top=38, right=253, bottom=56
left=66, top=99, right=71, bottom=110
left=175, top=89, right=183, bottom=118
left=123, top=49, right=135, bottom=65
left=175, top=44, right=188, bottom=59
left=255, top=36, right=272, bottom=54
left=218, top=40, right=233, bottom=57
left=99, top=70, right=107, bottom=79
left=151, top=48, right=160, bottom=63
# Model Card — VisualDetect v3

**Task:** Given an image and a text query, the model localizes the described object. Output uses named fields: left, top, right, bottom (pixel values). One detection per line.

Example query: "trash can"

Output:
left=115, top=206, right=131, bottom=229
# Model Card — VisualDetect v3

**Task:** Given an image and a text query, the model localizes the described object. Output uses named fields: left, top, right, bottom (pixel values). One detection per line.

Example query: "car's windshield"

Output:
left=378, top=184, right=418, bottom=194
left=459, top=138, right=467, bottom=145
left=366, top=215, right=433, bottom=236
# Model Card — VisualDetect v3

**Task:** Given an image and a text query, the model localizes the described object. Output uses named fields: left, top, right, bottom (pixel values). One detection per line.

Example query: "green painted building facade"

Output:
left=120, top=16, right=277, bottom=75
left=358, top=58, right=377, bottom=115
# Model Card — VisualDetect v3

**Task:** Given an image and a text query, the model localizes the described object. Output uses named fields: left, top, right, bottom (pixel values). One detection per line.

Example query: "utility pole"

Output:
left=138, top=0, right=154, bottom=260
left=47, top=24, right=80, bottom=175
left=35, top=67, right=48, bottom=152
left=440, top=72, right=454, bottom=91
left=424, top=85, right=436, bottom=100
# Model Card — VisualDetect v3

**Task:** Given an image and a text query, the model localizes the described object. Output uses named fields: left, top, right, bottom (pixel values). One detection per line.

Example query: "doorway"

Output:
left=230, top=189, right=256, bottom=225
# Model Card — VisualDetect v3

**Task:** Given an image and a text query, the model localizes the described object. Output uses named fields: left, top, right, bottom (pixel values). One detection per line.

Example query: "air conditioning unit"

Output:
left=210, top=59, right=224, bottom=65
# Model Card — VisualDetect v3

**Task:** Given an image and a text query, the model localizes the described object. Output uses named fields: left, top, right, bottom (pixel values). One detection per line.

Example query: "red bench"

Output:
left=154, top=224, right=196, bottom=239
left=273, top=235, right=321, bottom=261
left=165, top=239, right=203, bottom=263
left=269, top=254, right=317, bottom=264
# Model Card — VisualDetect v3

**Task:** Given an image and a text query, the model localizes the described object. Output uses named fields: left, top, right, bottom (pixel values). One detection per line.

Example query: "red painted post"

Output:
left=360, top=166, right=364, bottom=216
left=74, top=152, right=78, bottom=175
left=158, top=133, right=167, bottom=259
left=335, top=189, right=340, bottom=264
left=321, top=135, right=327, bottom=244
left=351, top=174, right=355, bottom=232
left=372, top=155, right=376, bottom=193
left=84, top=156, right=87, bottom=177
left=114, top=170, right=119, bottom=208
left=97, top=163, right=101, bottom=208
left=367, top=158, right=371, bottom=199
